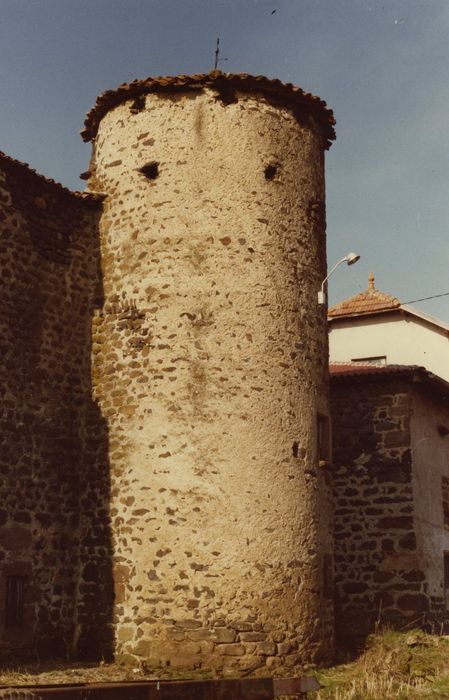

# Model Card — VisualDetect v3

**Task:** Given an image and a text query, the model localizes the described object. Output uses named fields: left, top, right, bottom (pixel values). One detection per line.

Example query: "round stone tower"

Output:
left=83, top=72, right=336, bottom=673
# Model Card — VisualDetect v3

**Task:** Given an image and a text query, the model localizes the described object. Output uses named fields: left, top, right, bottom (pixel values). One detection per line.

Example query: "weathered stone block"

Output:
left=399, top=532, right=417, bottom=550
left=384, top=430, right=409, bottom=448
left=182, top=642, right=201, bottom=655
left=373, top=591, right=394, bottom=607
left=231, top=621, right=253, bottom=632
left=175, top=619, right=202, bottom=630
left=117, top=626, right=135, bottom=643
left=258, top=640, right=276, bottom=656
left=166, top=629, right=186, bottom=642
left=0, top=525, right=32, bottom=550
left=284, top=653, right=301, bottom=668
left=397, top=594, right=429, bottom=612
left=134, top=639, right=154, bottom=656
left=243, top=642, right=257, bottom=655
left=214, top=628, right=236, bottom=643
left=373, top=570, right=395, bottom=583
left=170, top=654, right=201, bottom=669
left=377, top=516, right=413, bottom=529
left=217, top=643, right=245, bottom=656
left=277, top=641, right=293, bottom=655
left=187, top=629, right=212, bottom=641
left=272, top=630, right=286, bottom=643
left=402, top=570, right=426, bottom=582
left=266, top=655, right=282, bottom=669
left=200, top=641, right=215, bottom=655
left=343, top=581, right=368, bottom=594
left=239, top=632, right=267, bottom=642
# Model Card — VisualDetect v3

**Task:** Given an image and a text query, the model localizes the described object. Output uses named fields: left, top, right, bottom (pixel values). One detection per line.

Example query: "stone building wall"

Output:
left=86, top=76, right=334, bottom=673
left=331, top=370, right=449, bottom=647
left=0, top=155, right=110, bottom=660
left=410, top=388, right=449, bottom=630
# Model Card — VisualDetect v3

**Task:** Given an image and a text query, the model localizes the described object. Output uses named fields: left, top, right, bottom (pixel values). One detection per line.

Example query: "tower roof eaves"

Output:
left=81, top=72, right=336, bottom=146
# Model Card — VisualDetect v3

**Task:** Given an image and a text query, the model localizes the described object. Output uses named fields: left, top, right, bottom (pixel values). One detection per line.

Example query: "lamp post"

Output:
left=318, top=252, right=360, bottom=305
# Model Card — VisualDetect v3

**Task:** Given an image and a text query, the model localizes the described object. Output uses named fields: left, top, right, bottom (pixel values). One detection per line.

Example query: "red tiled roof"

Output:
left=0, top=151, right=103, bottom=204
left=329, top=363, right=449, bottom=398
left=329, top=363, right=422, bottom=377
left=328, top=273, right=400, bottom=319
left=81, top=71, right=336, bottom=146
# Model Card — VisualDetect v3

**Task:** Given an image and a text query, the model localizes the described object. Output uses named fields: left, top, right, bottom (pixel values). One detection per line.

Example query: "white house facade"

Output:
left=329, top=274, right=449, bottom=383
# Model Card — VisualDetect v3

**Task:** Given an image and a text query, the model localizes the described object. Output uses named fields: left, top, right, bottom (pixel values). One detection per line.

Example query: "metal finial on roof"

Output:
left=214, top=38, right=220, bottom=70
left=368, top=272, right=375, bottom=290
left=213, top=37, right=228, bottom=71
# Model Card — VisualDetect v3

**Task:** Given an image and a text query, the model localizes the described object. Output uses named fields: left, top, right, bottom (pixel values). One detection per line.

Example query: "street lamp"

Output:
left=318, top=252, right=360, bottom=305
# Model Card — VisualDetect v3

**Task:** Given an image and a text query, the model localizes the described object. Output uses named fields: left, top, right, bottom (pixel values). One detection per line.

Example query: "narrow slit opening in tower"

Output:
left=140, top=162, right=159, bottom=180
left=264, top=163, right=278, bottom=180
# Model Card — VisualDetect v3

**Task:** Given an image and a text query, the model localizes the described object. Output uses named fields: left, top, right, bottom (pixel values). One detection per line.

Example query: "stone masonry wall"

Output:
left=88, top=85, right=333, bottom=673
left=0, top=159, right=111, bottom=660
left=331, top=376, right=423, bottom=646
left=409, top=388, right=449, bottom=632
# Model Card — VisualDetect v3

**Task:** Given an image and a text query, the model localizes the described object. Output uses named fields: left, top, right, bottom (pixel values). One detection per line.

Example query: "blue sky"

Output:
left=1, top=0, right=448, bottom=318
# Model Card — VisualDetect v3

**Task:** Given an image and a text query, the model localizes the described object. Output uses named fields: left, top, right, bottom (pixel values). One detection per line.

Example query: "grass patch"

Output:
left=314, top=629, right=449, bottom=699
left=0, top=660, right=214, bottom=687
left=3, top=630, right=449, bottom=698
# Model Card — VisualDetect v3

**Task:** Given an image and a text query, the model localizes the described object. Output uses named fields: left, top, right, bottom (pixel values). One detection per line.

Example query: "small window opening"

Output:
left=292, top=441, right=299, bottom=458
left=5, top=576, right=24, bottom=627
left=264, top=164, right=278, bottom=180
left=139, top=162, right=159, bottom=180
left=351, top=356, right=387, bottom=366
left=317, top=413, right=331, bottom=466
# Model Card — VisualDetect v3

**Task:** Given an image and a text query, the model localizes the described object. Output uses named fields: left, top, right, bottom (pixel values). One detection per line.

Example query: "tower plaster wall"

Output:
left=89, top=85, right=333, bottom=673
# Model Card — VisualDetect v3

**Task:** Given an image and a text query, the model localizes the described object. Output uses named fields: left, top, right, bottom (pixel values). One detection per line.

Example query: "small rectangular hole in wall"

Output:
left=317, top=413, right=331, bottom=466
left=139, top=162, right=159, bottom=180
left=5, top=576, right=25, bottom=627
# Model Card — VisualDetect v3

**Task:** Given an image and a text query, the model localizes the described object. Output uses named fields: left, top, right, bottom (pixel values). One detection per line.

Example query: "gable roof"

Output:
left=328, top=273, right=449, bottom=336
left=81, top=71, right=336, bottom=147
left=328, top=272, right=400, bottom=319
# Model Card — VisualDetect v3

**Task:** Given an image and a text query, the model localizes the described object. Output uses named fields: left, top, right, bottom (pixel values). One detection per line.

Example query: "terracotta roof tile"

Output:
left=0, top=150, right=103, bottom=204
left=328, top=272, right=400, bottom=319
left=329, top=363, right=421, bottom=377
left=81, top=71, right=336, bottom=146
left=329, top=363, right=449, bottom=398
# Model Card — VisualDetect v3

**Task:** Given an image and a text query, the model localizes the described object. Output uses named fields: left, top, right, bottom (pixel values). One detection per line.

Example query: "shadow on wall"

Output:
left=77, top=227, right=114, bottom=660
left=0, top=161, right=114, bottom=662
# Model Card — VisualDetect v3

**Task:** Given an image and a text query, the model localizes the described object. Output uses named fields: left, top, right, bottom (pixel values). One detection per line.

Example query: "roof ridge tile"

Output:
left=328, top=283, right=400, bottom=319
